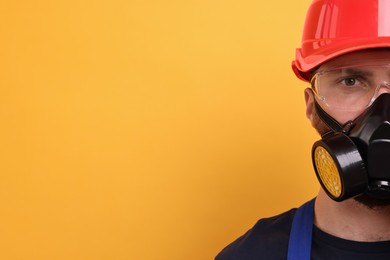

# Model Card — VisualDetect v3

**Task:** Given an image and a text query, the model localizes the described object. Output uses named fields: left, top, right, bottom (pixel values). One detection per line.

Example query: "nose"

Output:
left=376, top=81, right=390, bottom=96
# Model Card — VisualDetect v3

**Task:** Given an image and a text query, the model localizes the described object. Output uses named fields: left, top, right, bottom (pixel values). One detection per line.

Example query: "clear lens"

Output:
left=312, top=64, right=390, bottom=110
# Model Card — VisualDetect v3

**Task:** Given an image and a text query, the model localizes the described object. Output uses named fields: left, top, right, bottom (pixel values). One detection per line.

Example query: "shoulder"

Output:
left=215, top=208, right=296, bottom=260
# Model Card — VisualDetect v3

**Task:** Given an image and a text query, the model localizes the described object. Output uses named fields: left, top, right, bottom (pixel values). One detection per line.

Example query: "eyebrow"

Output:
left=324, top=68, right=374, bottom=77
left=337, top=68, right=374, bottom=77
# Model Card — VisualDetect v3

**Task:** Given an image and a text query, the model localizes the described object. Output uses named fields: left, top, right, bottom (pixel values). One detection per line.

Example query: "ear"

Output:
left=304, top=88, right=315, bottom=120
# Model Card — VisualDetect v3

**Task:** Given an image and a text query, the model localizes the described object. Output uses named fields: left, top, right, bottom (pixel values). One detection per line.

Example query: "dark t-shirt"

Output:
left=216, top=208, right=390, bottom=259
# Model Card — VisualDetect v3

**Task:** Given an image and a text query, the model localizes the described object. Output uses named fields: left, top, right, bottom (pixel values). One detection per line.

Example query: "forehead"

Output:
left=319, top=49, right=390, bottom=70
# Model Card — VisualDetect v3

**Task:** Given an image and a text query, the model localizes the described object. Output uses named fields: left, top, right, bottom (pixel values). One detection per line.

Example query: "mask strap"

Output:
left=313, top=100, right=354, bottom=135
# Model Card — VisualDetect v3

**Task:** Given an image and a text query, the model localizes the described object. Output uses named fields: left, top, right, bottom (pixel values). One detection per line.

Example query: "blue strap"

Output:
left=287, top=199, right=315, bottom=260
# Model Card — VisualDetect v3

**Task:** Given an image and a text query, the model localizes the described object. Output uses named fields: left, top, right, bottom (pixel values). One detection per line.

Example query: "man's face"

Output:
left=305, top=49, right=390, bottom=208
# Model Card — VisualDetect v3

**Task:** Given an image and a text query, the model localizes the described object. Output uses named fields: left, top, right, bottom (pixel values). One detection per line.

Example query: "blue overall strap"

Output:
left=286, top=199, right=315, bottom=260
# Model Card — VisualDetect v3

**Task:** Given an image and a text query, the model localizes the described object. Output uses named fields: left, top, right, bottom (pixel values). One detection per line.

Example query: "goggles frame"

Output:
left=310, top=63, right=390, bottom=111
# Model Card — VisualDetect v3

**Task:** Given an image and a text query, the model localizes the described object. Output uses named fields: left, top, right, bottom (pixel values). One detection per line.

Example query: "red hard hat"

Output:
left=292, top=0, right=390, bottom=82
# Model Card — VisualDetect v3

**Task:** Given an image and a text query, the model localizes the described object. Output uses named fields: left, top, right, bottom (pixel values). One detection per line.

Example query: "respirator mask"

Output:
left=310, top=64, right=390, bottom=201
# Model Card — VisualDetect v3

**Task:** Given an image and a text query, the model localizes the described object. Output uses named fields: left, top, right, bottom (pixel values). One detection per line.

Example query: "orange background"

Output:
left=0, top=0, right=317, bottom=259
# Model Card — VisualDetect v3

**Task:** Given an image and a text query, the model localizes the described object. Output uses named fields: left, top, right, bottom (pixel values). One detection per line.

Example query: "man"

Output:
left=216, top=0, right=390, bottom=259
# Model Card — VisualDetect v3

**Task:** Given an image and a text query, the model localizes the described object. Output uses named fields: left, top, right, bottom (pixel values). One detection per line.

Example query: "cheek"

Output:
left=323, top=108, right=363, bottom=124
left=314, top=96, right=364, bottom=125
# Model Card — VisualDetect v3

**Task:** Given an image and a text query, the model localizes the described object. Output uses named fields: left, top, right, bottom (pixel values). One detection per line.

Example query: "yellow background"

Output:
left=0, top=0, right=318, bottom=259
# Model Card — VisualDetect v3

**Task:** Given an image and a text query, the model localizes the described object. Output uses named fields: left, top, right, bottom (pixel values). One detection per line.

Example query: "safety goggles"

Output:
left=311, top=64, right=390, bottom=111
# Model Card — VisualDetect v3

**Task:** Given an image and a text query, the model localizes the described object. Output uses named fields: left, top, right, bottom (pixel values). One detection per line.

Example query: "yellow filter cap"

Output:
left=314, top=146, right=342, bottom=199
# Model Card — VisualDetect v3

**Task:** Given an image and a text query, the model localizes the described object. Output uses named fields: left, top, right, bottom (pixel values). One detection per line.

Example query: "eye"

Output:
left=340, top=77, right=362, bottom=87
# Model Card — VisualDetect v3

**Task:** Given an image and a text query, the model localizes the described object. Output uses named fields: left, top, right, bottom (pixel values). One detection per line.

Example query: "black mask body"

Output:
left=312, top=93, right=390, bottom=201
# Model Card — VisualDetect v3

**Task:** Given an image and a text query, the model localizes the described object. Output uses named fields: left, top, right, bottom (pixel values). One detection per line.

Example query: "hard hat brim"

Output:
left=292, top=38, right=390, bottom=82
